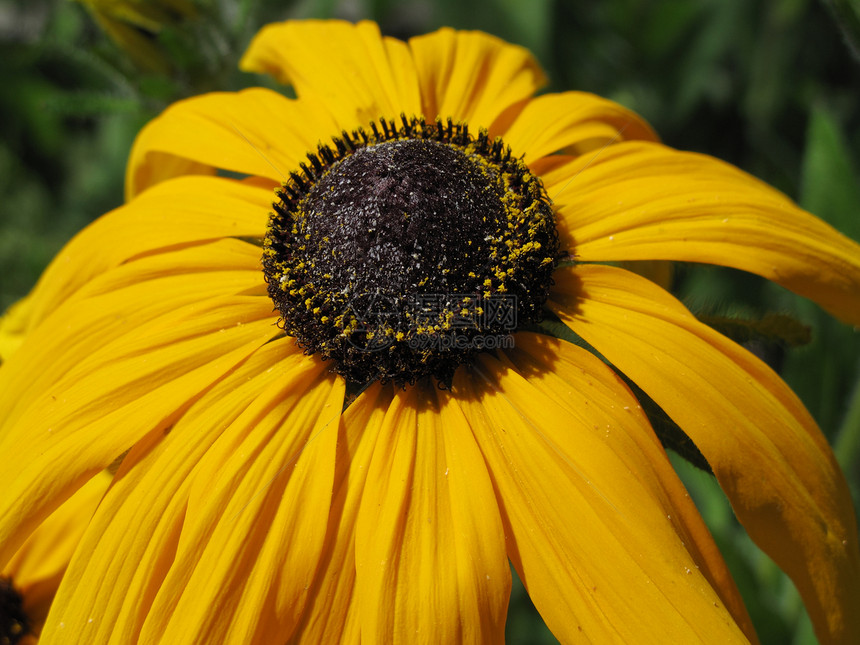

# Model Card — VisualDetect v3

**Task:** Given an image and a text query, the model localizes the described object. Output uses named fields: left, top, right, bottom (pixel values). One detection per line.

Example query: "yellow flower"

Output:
left=2, top=19, right=860, bottom=644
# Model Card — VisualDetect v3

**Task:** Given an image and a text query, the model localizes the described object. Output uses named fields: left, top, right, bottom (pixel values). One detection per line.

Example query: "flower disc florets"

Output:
left=263, top=115, right=559, bottom=386
left=0, top=577, right=30, bottom=645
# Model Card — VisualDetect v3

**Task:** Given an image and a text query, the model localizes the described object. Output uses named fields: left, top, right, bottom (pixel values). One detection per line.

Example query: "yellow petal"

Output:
left=455, top=350, right=750, bottom=643
left=126, top=89, right=338, bottom=198
left=503, top=332, right=756, bottom=641
left=141, top=359, right=343, bottom=643
left=550, top=264, right=860, bottom=644
left=553, top=141, right=860, bottom=325
left=35, top=340, right=329, bottom=643
left=127, top=152, right=217, bottom=201
left=354, top=383, right=510, bottom=643
left=23, top=176, right=270, bottom=331
left=0, top=297, right=276, bottom=568
left=291, top=383, right=395, bottom=644
left=494, top=91, right=657, bottom=164
left=3, top=471, right=112, bottom=634
left=240, top=20, right=421, bottom=131
left=0, top=240, right=264, bottom=441
left=409, top=27, right=546, bottom=129
left=76, top=237, right=262, bottom=299
left=0, top=294, right=33, bottom=362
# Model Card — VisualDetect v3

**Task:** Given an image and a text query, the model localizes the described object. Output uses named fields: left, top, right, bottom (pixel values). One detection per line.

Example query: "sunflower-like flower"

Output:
left=1, top=20, right=859, bottom=644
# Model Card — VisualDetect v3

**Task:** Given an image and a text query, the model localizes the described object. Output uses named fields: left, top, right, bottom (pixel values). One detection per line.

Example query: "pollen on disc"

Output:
left=263, top=117, right=559, bottom=386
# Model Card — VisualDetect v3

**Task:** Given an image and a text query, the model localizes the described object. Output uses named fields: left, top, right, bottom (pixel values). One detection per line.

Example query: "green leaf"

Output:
left=800, top=105, right=860, bottom=239
left=773, top=104, right=860, bottom=435
left=835, top=371, right=860, bottom=472
left=43, top=91, right=143, bottom=116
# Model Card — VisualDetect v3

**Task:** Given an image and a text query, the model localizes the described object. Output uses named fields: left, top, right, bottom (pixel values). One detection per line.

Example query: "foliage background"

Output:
left=1, top=0, right=858, bottom=642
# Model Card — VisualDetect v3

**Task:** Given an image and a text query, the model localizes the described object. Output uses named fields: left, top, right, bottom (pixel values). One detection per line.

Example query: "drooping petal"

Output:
left=408, top=27, right=546, bottom=130
left=35, top=340, right=338, bottom=644
left=141, top=357, right=343, bottom=644
left=455, top=344, right=752, bottom=644
left=354, top=383, right=511, bottom=643
left=291, top=383, right=395, bottom=644
left=0, top=296, right=277, bottom=568
left=23, top=175, right=270, bottom=331
left=551, top=141, right=860, bottom=325
left=126, top=89, right=338, bottom=198
left=240, top=20, right=422, bottom=131
left=2, top=471, right=112, bottom=634
left=0, top=239, right=264, bottom=430
left=503, top=332, right=756, bottom=641
left=550, top=264, right=860, bottom=645
left=493, top=91, right=657, bottom=164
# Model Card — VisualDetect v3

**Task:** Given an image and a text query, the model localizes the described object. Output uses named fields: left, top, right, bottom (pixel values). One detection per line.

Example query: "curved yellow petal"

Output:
left=127, top=152, right=217, bottom=201
left=550, top=264, right=860, bottom=645
left=126, top=88, right=338, bottom=198
left=291, top=383, right=394, bottom=644
left=141, top=360, right=343, bottom=644
left=553, top=141, right=860, bottom=325
left=504, top=332, right=756, bottom=641
left=240, top=20, right=422, bottom=131
left=0, top=240, right=264, bottom=449
left=409, top=27, right=546, bottom=129
left=0, top=297, right=276, bottom=569
left=22, top=176, right=270, bottom=332
left=76, top=237, right=262, bottom=299
left=494, top=91, right=657, bottom=164
left=2, top=471, right=112, bottom=636
left=0, top=294, right=33, bottom=362
left=34, top=340, right=322, bottom=643
left=455, top=350, right=751, bottom=644
left=354, top=383, right=510, bottom=643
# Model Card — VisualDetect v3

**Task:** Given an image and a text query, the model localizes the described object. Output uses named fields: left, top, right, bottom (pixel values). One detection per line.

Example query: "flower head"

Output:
left=2, top=19, right=860, bottom=644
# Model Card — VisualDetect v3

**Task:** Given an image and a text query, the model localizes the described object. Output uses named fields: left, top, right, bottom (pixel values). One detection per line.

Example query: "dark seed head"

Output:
left=264, top=116, right=558, bottom=386
left=1, top=577, right=31, bottom=645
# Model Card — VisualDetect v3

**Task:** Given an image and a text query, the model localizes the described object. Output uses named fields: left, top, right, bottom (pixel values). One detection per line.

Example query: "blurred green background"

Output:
left=1, top=0, right=858, bottom=643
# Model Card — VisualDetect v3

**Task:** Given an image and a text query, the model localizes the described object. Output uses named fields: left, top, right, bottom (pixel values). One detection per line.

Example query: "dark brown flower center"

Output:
left=1, top=577, right=31, bottom=645
left=263, top=116, right=559, bottom=386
